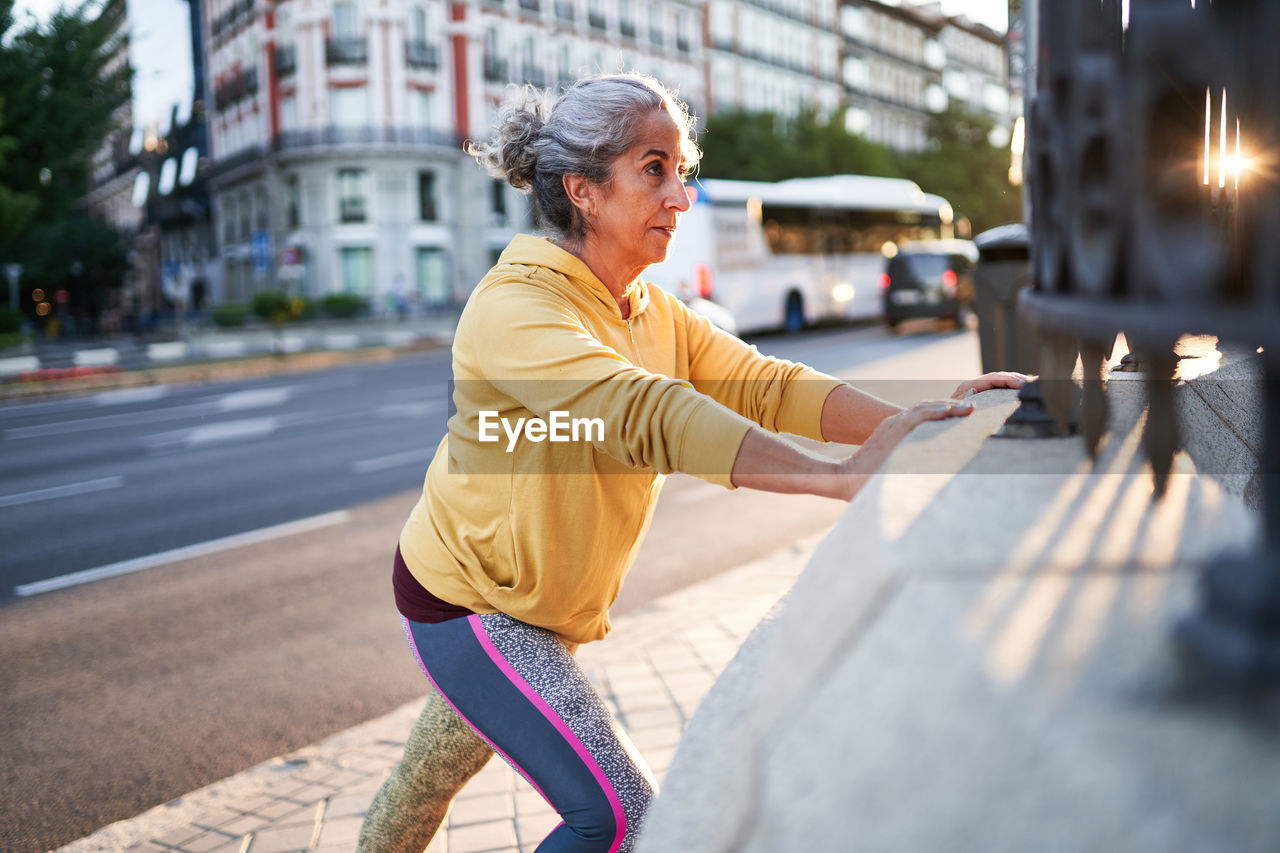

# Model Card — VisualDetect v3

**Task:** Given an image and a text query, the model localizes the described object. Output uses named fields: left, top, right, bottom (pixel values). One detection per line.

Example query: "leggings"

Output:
left=403, top=613, right=657, bottom=853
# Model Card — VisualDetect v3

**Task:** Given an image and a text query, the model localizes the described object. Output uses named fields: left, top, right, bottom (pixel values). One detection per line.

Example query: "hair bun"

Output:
left=467, top=84, right=550, bottom=191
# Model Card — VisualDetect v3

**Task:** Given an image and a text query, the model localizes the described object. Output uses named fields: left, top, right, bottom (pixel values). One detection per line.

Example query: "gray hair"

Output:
left=467, top=73, right=701, bottom=240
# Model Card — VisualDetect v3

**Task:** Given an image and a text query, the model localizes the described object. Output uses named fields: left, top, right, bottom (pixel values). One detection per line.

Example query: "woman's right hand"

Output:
left=829, top=398, right=974, bottom=501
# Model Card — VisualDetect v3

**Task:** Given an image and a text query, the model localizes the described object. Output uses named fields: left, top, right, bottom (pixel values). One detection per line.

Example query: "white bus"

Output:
left=647, top=174, right=955, bottom=335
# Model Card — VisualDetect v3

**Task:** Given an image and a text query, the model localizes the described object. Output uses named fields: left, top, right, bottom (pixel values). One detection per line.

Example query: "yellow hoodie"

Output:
left=399, top=234, right=843, bottom=643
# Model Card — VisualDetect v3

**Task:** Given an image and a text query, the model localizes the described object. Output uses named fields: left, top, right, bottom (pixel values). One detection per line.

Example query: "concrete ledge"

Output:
left=72, top=347, right=120, bottom=367
left=147, top=341, right=190, bottom=362
left=0, top=355, right=39, bottom=376
left=639, top=383, right=1272, bottom=853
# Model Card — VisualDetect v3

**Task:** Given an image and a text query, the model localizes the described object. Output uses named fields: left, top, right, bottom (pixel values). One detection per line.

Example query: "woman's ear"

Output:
left=562, top=173, right=596, bottom=218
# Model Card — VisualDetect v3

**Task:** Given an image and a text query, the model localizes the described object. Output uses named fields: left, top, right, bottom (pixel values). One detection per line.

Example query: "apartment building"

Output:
left=203, top=0, right=705, bottom=311
left=703, top=0, right=842, bottom=119
left=934, top=10, right=1012, bottom=144
left=838, top=0, right=945, bottom=152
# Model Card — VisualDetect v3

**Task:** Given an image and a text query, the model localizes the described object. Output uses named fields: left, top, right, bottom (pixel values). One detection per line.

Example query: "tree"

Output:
left=697, top=109, right=897, bottom=182
left=894, top=104, right=1023, bottom=235
left=0, top=0, right=131, bottom=325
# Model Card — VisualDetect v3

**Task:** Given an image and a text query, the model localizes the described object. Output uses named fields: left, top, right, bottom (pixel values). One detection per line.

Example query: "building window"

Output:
left=411, top=7, right=427, bottom=42
left=418, top=171, right=438, bottom=221
left=337, top=169, right=369, bottom=223
left=334, top=2, right=359, bottom=38
left=286, top=175, right=300, bottom=228
left=340, top=247, right=373, bottom=294
left=415, top=247, right=450, bottom=307
left=491, top=179, right=507, bottom=225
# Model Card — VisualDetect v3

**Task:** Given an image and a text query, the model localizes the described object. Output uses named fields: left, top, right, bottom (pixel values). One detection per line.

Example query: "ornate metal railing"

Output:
left=1019, top=0, right=1279, bottom=684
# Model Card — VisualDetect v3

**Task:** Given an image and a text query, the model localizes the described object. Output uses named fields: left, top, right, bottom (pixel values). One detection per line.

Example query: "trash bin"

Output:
left=973, top=223, right=1038, bottom=374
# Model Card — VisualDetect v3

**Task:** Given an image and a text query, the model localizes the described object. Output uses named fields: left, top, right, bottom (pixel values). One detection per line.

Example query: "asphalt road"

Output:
left=0, top=318, right=981, bottom=852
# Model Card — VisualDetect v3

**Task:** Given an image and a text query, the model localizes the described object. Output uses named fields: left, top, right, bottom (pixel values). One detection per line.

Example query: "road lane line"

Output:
left=350, top=447, right=436, bottom=474
left=13, top=510, right=352, bottom=597
left=0, top=476, right=125, bottom=508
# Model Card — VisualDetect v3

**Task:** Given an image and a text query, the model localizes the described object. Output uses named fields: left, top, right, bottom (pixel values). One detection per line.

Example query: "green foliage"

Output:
left=893, top=105, right=1024, bottom=235
left=212, top=302, right=249, bottom=328
left=696, top=105, right=1023, bottom=236
left=251, top=289, right=302, bottom=324
left=697, top=109, right=897, bottom=182
left=0, top=0, right=132, bottom=311
left=322, top=292, right=366, bottom=319
left=0, top=304, right=25, bottom=334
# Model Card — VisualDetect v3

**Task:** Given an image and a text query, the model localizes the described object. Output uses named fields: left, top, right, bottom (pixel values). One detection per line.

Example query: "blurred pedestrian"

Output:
left=359, top=72, right=1024, bottom=853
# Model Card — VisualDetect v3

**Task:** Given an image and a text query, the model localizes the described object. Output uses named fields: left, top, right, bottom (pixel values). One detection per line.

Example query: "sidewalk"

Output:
left=57, top=532, right=827, bottom=853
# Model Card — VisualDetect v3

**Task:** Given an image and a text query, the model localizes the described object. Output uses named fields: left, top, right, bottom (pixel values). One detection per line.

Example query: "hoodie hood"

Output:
left=496, top=234, right=651, bottom=320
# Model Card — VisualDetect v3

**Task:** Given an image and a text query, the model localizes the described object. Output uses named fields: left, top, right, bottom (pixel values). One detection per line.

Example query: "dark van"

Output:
left=880, top=239, right=979, bottom=331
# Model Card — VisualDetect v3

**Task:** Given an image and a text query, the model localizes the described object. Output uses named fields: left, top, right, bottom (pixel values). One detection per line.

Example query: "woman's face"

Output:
left=588, top=108, right=693, bottom=278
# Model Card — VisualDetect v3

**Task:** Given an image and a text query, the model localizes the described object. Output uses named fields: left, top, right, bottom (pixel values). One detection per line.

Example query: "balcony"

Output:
left=406, top=40, right=440, bottom=70
left=555, top=0, right=575, bottom=22
left=483, top=55, right=509, bottom=82
left=272, top=125, right=463, bottom=154
left=213, top=67, right=258, bottom=111
left=326, top=37, right=367, bottom=66
left=275, top=44, right=297, bottom=76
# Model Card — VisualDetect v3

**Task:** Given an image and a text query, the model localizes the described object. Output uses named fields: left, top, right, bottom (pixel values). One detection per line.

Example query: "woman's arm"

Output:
left=731, top=397, right=976, bottom=501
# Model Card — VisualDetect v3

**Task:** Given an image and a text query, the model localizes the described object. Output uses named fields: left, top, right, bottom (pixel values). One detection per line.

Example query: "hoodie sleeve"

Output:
left=668, top=293, right=844, bottom=441
left=460, top=280, right=756, bottom=488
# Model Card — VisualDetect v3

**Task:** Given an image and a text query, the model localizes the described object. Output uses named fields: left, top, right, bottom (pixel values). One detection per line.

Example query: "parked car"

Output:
left=880, top=239, right=979, bottom=331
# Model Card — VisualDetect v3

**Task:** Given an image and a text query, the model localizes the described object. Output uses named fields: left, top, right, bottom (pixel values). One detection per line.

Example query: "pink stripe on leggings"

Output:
left=467, top=614, right=628, bottom=853
left=400, top=616, right=553, bottom=804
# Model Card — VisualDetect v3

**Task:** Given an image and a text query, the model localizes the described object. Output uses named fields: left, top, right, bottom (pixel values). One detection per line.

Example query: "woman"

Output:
left=361, top=73, right=1024, bottom=853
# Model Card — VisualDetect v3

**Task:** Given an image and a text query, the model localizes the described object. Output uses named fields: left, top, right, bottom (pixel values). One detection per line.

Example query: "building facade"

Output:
left=839, top=0, right=945, bottom=152
left=703, top=0, right=841, bottom=118
left=934, top=10, right=1012, bottom=145
left=202, top=0, right=706, bottom=313
left=191, top=0, right=1011, bottom=311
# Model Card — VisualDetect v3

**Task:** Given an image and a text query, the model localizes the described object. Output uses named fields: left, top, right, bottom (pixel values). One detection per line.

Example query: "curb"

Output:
left=0, top=336, right=451, bottom=404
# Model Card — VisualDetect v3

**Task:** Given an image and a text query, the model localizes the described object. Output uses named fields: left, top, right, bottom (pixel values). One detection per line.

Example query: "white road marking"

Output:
left=350, top=447, right=436, bottom=474
left=0, top=476, right=125, bottom=509
left=376, top=401, right=446, bottom=419
left=93, top=386, right=170, bottom=406
left=13, top=510, right=352, bottom=597
left=215, top=386, right=294, bottom=412
left=146, top=416, right=279, bottom=449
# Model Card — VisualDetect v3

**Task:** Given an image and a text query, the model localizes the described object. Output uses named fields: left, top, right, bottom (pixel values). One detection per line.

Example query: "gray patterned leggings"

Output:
left=362, top=613, right=657, bottom=852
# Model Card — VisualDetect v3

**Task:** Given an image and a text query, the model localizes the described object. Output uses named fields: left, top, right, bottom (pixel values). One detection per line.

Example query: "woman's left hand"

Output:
left=951, top=371, right=1033, bottom=400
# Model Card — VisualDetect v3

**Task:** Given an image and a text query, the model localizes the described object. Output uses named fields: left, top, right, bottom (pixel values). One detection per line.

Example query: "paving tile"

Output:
left=250, top=799, right=314, bottom=822
left=123, top=842, right=172, bottom=852
left=191, top=807, right=242, bottom=831
left=313, top=814, right=363, bottom=848
left=618, top=707, right=683, bottom=731
left=178, top=830, right=242, bottom=853
left=324, top=789, right=376, bottom=819
left=446, top=819, right=516, bottom=853
left=153, top=826, right=202, bottom=848
left=447, top=791, right=513, bottom=826
left=514, top=812, right=561, bottom=847
left=245, top=822, right=315, bottom=852
left=455, top=766, right=511, bottom=797
left=212, top=814, right=264, bottom=837
left=512, top=788, right=551, bottom=817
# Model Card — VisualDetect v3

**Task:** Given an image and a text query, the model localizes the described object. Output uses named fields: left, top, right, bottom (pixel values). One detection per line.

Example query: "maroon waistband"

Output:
left=392, top=545, right=475, bottom=624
